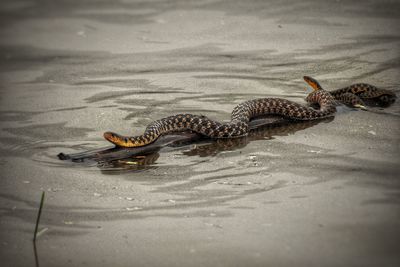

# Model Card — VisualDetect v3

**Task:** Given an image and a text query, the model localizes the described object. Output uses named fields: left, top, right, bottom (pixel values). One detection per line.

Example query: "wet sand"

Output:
left=0, top=0, right=400, bottom=266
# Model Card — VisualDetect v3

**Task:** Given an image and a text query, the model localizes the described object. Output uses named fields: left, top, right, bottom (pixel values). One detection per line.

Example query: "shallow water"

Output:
left=1, top=0, right=400, bottom=266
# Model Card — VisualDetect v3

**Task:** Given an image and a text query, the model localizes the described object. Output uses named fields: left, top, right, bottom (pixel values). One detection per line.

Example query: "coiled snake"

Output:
left=304, top=76, right=397, bottom=108
left=104, top=76, right=337, bottom=147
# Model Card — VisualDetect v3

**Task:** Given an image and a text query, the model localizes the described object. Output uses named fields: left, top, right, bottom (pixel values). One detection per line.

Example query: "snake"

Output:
left=103, top=76, right=337, bottom=148
left=304, top=76, right=397, bottom=108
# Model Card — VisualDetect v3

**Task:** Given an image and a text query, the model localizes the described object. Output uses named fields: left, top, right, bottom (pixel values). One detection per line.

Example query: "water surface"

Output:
left=0, top=1, right=399, bottom=266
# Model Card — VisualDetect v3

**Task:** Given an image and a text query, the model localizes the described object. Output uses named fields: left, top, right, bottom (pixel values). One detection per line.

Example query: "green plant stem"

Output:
left=33, top=191, right=45, bottom=242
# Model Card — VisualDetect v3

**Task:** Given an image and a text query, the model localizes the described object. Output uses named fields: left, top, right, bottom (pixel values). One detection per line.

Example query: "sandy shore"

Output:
left=0, top=0, right=399, bottom=266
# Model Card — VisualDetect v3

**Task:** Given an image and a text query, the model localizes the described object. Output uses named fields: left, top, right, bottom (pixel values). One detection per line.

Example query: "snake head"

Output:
left=303, top=76, right=323, bottom=91
left=104, top=131, right=125, bottom=146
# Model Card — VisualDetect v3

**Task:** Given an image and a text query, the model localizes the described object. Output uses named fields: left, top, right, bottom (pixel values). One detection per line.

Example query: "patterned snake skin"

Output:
left=104, top=76, right=337, bottom=148
left=183, top=119, right=327, bottom=157
left=304, top=76, right=397, bottom=108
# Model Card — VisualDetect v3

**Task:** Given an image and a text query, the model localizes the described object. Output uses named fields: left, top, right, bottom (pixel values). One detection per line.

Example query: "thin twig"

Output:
left=33, top=241, right=40, bottom=267
left=33, top=191, right=45, bottom=242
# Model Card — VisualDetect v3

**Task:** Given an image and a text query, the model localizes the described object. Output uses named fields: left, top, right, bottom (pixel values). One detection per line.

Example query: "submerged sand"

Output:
left=0, top=0, right=399, bottom=266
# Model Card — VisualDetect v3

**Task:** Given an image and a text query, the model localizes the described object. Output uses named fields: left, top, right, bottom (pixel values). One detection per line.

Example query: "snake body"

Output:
left=304, top=76, right=397, bottom=108
left=332, top=84, right=396, bottom=107
left=104, top=76, right=336, bottom=148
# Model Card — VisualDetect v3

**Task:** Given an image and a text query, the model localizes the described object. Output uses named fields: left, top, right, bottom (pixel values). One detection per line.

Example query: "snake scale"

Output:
left=104, top=76, right=338, bottom=147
